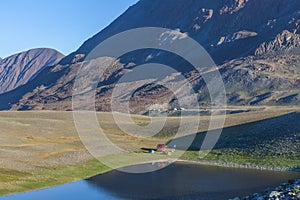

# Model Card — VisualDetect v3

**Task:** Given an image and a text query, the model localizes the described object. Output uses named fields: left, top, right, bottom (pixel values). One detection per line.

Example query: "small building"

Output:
left=157, top=144, right=166, bottom=152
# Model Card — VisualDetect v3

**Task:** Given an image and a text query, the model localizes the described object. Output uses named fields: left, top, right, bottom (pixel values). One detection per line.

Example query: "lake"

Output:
left=2, top=162, right=299, bottom=200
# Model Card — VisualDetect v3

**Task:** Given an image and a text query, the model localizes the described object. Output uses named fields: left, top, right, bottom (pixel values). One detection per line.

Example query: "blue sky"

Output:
left=0, top=0, right=139, bottom=58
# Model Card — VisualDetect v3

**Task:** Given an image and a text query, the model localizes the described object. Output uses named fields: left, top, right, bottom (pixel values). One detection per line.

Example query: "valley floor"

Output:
left=0, top=107, right=299, bottom=196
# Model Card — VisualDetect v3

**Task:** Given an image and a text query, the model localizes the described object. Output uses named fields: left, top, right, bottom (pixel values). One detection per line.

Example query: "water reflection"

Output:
left=86, top=162, right=300, bottom=199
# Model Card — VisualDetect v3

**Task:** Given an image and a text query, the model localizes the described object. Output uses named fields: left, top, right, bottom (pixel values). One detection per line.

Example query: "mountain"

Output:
left=0, top=48, right=64, bottom=94
left=0, top=0, right=300, bottom=111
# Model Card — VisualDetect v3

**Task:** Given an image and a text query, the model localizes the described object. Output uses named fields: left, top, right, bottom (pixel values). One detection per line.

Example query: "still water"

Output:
left=2, top=162, right=299, bottom=200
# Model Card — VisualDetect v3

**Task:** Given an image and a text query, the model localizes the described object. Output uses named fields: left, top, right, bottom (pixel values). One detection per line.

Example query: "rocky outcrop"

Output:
left=0, top=48, right=64, bottom=94
left=217, top=30, right=258, bottom=46
left=220, top=54, right=300, bottom=106
left=231, top=179, right=300, bottom=200
left=255, top=30, right=300, bottom=56
left=220, top=0, right=249, bottom=14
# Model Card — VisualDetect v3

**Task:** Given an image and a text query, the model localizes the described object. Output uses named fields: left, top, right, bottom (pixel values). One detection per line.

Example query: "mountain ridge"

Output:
left=0, top=48, right=64, bottom=94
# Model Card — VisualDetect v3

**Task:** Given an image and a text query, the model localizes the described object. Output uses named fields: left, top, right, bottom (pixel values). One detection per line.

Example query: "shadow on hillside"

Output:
left=167, top=112, right=300, bottom=152
left=0, top=65, right=68, bottom=110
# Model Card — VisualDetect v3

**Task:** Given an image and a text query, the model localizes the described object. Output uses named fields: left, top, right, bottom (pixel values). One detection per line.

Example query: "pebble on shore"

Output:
left=230, top=179, right=300, bottom=200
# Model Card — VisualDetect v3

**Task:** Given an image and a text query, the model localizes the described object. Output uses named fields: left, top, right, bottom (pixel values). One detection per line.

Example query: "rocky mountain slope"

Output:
left=0, top=48, right=64, bottom=94
left=0, top=0, right=300, bottom=111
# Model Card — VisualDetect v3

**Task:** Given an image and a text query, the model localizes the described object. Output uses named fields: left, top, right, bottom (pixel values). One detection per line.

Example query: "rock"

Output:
left=255, top=30, right=300, bottom=56
left=294, top=179, right=300, bottom=185
left=275, top=185, right=283, bottom=191
left=270, top=190, right=282, bottom=197
left=237, top=179, right=300, bottom=199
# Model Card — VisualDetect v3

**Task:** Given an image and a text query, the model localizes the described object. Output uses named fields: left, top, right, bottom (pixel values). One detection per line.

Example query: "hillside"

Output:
left=0, top=0, right=300, bottom=111
left=0, top=48, right=64, bottom=94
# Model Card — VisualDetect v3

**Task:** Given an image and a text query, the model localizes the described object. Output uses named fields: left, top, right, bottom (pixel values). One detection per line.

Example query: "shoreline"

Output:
left=85, top=158, right=300, bottom=179
left=176, top=159, right=300, bottom=172
left=105, top=157, right=300, bottom=173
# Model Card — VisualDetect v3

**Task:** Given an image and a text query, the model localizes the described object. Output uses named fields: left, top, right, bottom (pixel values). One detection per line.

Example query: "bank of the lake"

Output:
left=231, top=178, right=300, bottom=200
left=178, top=159, right=300, bottom=172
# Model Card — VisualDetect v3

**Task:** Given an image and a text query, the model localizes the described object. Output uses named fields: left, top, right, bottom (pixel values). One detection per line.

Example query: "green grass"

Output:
left=0, top=159, right=110, bottom=196
left=293, top=187, right=300, bottom=196
left=0, top=169, right=30, bottom=183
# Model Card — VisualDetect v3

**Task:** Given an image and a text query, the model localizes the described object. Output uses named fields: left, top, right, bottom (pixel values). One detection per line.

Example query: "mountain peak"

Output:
left=0, top=48, right=64, bottom=94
